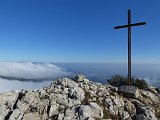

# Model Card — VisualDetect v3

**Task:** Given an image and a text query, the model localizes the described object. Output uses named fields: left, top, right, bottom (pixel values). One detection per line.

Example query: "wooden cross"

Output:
left=114, top=9, right=146, bottom=86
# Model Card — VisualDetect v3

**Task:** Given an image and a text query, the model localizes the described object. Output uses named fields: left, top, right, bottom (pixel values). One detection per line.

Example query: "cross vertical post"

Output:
left=114, top=9, right=146, bottom=86
left=128, top=9, right=131, bottom=86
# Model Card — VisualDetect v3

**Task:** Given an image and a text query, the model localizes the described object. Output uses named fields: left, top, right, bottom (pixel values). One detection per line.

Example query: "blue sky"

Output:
left=0, top=0, right=159, bottom=63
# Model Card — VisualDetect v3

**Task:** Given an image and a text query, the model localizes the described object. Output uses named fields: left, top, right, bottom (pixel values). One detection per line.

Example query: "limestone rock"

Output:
left=62, top=106, right=79, bottom=120
left=72, top=74, right=89, bottom=83
left=119, top=111, right=130, bottom=120
left=59, top=78, right=79, bottom=88
left=0, top=91, right=19, bottom=109
left=0, top=105, right=10, bottom=120
left=148, top=86, right=158, bottom=94
left=49, top=102, right=59, bottom=117
left=138, top=106, right=158, bottom=120
left=23, top=112, right=41, bottom=120
left=119, top=86, right=140, bottom=98
left=107, top=85, right=118, bottom=92
left=78, top=102, right=103, bottom=119
left=17, top=100, right=29, bottom=113
left=139, top=90, right=160, bottom=104
left=135, top=114, right=148, bottom=120
left=9, top=109, right=24, bottom=120
left=89, top=102, right=103, bottom=118
left=113, top=97, right=124, bottom=108
left=68, top=87, right=85, bottom=101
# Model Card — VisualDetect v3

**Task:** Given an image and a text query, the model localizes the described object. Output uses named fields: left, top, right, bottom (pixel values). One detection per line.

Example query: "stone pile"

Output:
left=0, top=74, right=159, bottom=120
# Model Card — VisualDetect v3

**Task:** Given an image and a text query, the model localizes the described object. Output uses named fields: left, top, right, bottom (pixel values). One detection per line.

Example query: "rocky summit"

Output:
left=0, top=75, right=159, bottom=120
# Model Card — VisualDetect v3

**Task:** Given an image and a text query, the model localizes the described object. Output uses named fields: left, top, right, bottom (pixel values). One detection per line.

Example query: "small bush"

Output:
left=107, top=74, right=148, bottom=89
left=107, top=74, right=127, bottom=87
left=132, top=78, right=148, bottom=89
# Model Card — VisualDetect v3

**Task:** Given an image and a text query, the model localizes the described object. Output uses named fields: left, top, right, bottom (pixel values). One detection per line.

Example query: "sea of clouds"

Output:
left=0, top=62, right=72, bottom=81
left=0, top=62, right=159, bottom=92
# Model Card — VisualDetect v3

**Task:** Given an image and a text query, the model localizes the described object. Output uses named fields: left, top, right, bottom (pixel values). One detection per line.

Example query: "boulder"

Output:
left=119, top=86, right=140, bottom=98
left=78, top=102, right=103, bottom=119
left=57, top=113, right=65, bottom=120
left=49, top=101, right=59, bottom=117
left=124, top=100, right=136, bottom=117
left=139, top=90, right=160, bottom=103
left=62, top=106, right=79, bottom=120
left=0, top=91, right=19, bottom=109
left=119, top=111, right=130, bottom=120
left=72, top=74, right=89, bottom=83
left=0, top=105, right=10, bottom=120
left=23, top=112, right=41, bottom=120
left=9, top=109, right=24, bottom=120
left=138, top=106, right=158, bottom=120
left=89, top=102, right=103, bottom=118
left=89, top=84, right=98, bottom=91
left=113, top=97, right=124, bottom=108
left=17, top=100, right=29, bottom=113
left=148, top=86, right=158, bottom=94
left=68, top=98, right=81, bottom=107
left=68, top=87, right=85, bottom=101
left=51, top=94, right=69, bottom=107
left=59, top=78, right=79, bottom=88
left=20, top=91, right=40, bottom=105
left=135, top=114, right=148, bottom=120
left=108, top=104, right=119, bottom=115
left=155, top=87, right=160, bottom=93
left=107, top=85, right=118, bottom=92
left=61, top=87, right=69, bottom=95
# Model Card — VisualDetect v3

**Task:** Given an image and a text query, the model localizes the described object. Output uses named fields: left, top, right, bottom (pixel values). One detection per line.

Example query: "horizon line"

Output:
left=0, top=60, right=160, bottom=65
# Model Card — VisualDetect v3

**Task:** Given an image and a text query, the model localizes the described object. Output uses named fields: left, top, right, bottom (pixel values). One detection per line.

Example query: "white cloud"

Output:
left=0, top=62, right=71, bottom=80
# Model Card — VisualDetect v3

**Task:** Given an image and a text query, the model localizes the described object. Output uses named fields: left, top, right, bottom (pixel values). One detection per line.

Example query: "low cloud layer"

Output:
left=0, top=62, right=71, bottom=80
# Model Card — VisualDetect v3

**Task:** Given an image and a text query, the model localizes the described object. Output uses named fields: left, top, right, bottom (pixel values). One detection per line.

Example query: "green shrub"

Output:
left=132, top=78, right=148, bottom=89
left=107, top=74, right=148, bottom=89
left=107, top=74, right=127, bottom=87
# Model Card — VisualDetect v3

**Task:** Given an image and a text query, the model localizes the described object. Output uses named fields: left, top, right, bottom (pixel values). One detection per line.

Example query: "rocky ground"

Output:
left=0, top=75, right=159, bottom=120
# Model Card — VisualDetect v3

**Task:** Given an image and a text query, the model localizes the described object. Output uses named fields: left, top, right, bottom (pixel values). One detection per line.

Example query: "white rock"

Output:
left=49, top=103, right=59, bottom=117
left=119, top=111, right=130, bottom=120
left=139, top=106, right=158, bottom=120
left=89, top=84, right=98, bottom=91
left=22, top=92, right=40, bottom=104
left=113, top=97, right=124, bottom=108
left=9, top=109, right=24, bottom=120
left=79, top=102, right=103, bottom=119
left=108, top=104, right=118, bottom=115
left=0, top=105, right=10, bottom=120
left=54, top=94, right=69, bottom=107
left=60, top=78, right=79, bottom=88
left=135, top=114, right=148, bottom=120
left=68, top=98, right=81, bottom=107
left=139, top=90, right=159, bottom=103
left=23, top=112, right=41, bottom=120
left=68, top=87, right=85, bottom=101
left=63, top=106, right=79, bottom=120
left=17, top=101, right=29, bottom=112
left=0, top=91, right=19, bottom=109
left=58, top=113, right=65, bottom=120
left=89, top=102, right=103, bottom=118
left=124, top=100, right=136, bottom=117
left=72, top=74, right=89, bottom=83
left=107, top=85, right=118, bottom=92
left=61, top=88, right=69, bottom=95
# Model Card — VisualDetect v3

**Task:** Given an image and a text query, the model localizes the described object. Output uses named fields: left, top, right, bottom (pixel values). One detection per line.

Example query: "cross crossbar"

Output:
left=114, top=22, right=146, bottom=29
